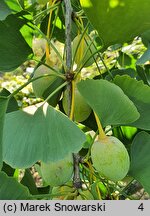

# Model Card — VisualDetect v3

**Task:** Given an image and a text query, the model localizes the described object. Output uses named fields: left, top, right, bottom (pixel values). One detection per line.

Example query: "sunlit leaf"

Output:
left=3, top=103, right=86, bottom=168
left=5, top=0, right=22, bottom=13
left=80, top=0, right=150, bottom=47
left=77, top=79, right=140, bottom=127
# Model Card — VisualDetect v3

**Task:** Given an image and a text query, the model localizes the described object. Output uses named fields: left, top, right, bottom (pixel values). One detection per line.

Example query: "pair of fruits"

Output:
left=40, top=135, right=130, bottom=187
left=32, top=50, right=129, bottom=185
left=32, top=33, right=97, bottom=117
left=33, top=66, right=130, bottom=183
left=32, top=65, right=92, bottom=121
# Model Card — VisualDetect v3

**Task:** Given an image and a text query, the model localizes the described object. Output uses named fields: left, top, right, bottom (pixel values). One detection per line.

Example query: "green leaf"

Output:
left=77, top=79, right=140, bottom=127
left=3, top=13, right=33, bottom=48
left=2, top=162, right=15, bottom=177
left=0, top=171, right=31, bottom=199
left=136, top=46, right=150, bottom=65
left=20, top=22, right=33, bottom=47
left=141, top=29, right=150, bottom=47
left=136, top=65, right=150, bottom=86
left=3, top=103, right=86, bottom=168
left=105, top=68, right=136, bottom=81
left=0, top=88, right=18, bottom=113
left=5, top=0, right=22, bottom=13
left=0, top=19, right=32, bottom=72
left=43, top=76, right=64, bottom=107
left=121, top=126, right=137, bottom=141
left=80, top=0, right=150, bottom=47
left=20, top=169, right=38, bottom=195
left=4, top=13, right=29, bottom=31
left=114, top=75, right=150, bottom=130
left=129, top=132, right=150, bottom=195
left=117, top=51, right=132, bottom=68
left=0, top=1, right=11, bottom=20
left=0, top=97, right=8, bottom=170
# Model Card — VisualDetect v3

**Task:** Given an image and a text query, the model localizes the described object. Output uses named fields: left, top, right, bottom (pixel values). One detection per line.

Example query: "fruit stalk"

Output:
left=94, top=112, right=107, bottom=140
left=76, top=17, right=84, bottom=67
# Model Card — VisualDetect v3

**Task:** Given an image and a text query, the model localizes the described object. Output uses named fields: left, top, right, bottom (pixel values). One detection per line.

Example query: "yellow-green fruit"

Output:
left=72, top=35, right=97, bottom=67
left=62, top=87, right=91, bottom=122
left=91, top=136, right=130, bottom=182
left=41, top=154, right=73, bottom=186
left=32, top=65, right=56, bottom=98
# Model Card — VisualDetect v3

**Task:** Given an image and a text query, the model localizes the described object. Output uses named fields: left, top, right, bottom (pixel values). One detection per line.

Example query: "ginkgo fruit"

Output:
left=32, top=65, right=56, bottom=98
left=62, top=87, right=91, bottom=122
left=41, top=154, right=73, bottom=186
left=72, top=34, right=97, bottom=67
left=91, top=136, right=130, bottom=182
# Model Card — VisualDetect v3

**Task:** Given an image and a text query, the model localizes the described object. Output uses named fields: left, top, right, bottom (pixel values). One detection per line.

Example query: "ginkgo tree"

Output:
left=0, top=0, right=150, bottom=200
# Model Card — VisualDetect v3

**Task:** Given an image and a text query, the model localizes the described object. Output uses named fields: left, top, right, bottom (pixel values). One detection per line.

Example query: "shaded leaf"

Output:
left=77, top=79, right=139, bottom=127
left=117, top=51, right=132, bottom=67
left=3, top=12, right=34, bottom=48
left=0, top=97, right=8, bottom=170
left=3, top=103, right=86, bottom=168
left=2, top=162, right=15, bottom=177
left=0, top=88, right=18, bottom=113
left=0, top=19, right=32, bottom=72
left=141, top=29, right=150, bottom=47
left=20, top=169, right=38, bottom=195
left=43, top=76, right=64, bottom=107
left=80, top=0, right=150, bottom=47
left=105, top=68, right=136, bottom=81
left=136, top=65, right=150, bottom=86
left=114, top=75, right=150, bottom=130
left=81, top=111, right=97, bottom=131
left=129, top=132, right=150, bottom=195
left=0, top=171, right=31, bottom=199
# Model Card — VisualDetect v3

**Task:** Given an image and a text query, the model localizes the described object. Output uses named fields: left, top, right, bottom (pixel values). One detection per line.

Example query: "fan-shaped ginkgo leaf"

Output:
left=3, top=103, right=86, bottom=168
left=77, top=79, right=139, bottom=127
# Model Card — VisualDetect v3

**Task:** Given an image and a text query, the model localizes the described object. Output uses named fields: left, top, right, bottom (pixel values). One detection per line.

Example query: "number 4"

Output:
left=138, top=203, right=144, bottom=211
